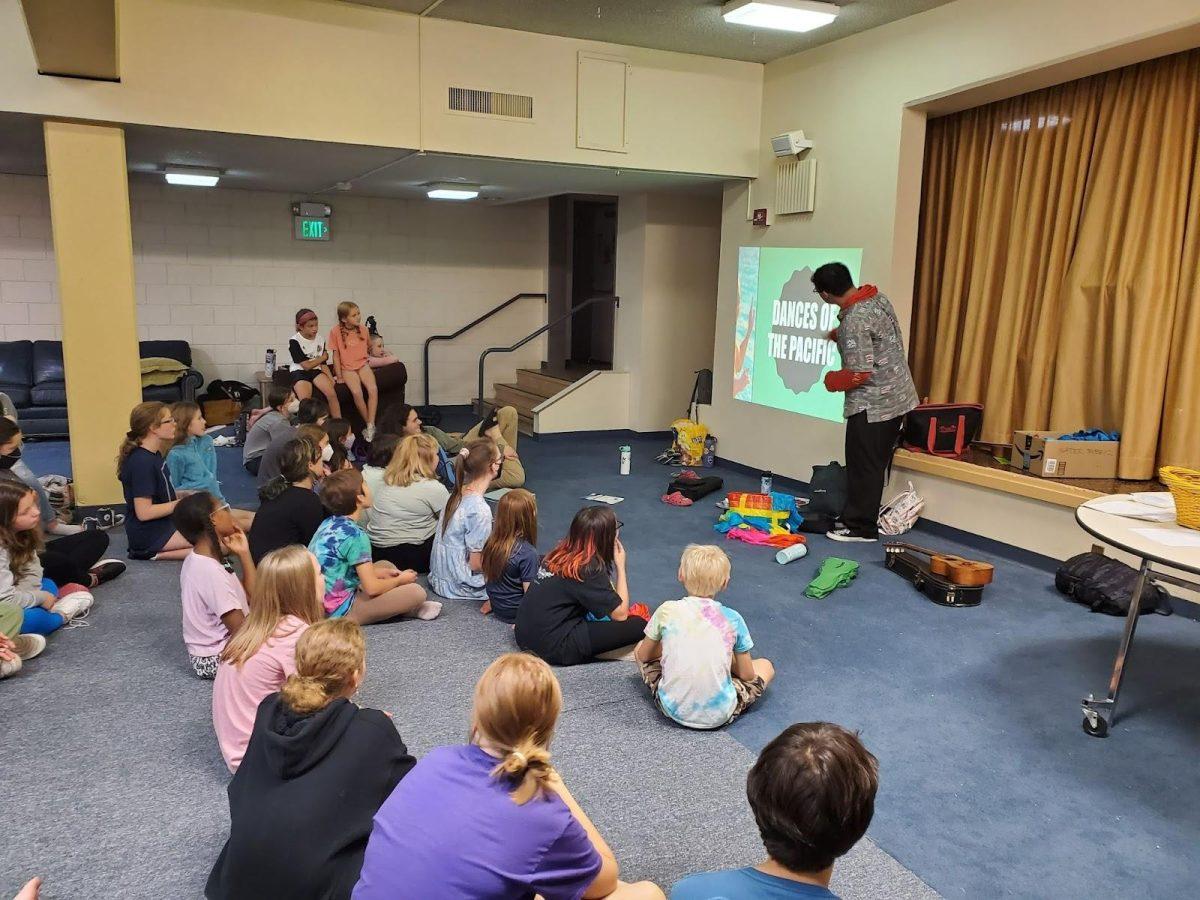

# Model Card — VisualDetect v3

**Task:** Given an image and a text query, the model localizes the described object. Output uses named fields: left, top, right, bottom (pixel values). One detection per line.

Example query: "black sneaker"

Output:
left=826, top=527, right=877, bottom=543
left=91, top=559, right=128, bottom=584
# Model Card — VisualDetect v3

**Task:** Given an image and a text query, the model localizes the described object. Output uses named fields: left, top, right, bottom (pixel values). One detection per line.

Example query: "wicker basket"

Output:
left=1159, top=466, right=1200, bottom=530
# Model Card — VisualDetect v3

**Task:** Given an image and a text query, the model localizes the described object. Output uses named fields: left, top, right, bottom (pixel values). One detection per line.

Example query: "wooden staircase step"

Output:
left=495, top=383, right=548, bottom=410
left=516, top=368, right=573, bottom=398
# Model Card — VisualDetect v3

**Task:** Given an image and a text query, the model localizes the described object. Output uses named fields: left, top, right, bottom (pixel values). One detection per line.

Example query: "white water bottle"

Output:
left=619, top=445, right=631, bottom=475
left=264, top=348, right=276, bottom=378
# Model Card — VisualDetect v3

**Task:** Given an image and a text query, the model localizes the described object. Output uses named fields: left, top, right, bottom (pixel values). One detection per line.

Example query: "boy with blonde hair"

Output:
left=635, top=544, right=774, bottom=729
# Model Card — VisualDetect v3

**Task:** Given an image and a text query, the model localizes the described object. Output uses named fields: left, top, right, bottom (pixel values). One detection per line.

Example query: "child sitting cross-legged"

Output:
left=309, top=469, right=442, bottom=625
left=480, top=488, right=538, bottom=624
left=634, top=544, right=774, bottom=730
left=173, top=492, right=253, bottom=679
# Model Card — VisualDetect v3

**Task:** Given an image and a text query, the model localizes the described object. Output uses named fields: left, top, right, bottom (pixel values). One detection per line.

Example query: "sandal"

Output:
left=673, top=469, right=701, bottom=483
left=661, top=491, right=693, bottom=507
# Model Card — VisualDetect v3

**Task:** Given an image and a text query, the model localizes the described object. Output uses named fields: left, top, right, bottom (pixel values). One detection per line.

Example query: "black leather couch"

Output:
left=0, top=340, right=203, bottom=438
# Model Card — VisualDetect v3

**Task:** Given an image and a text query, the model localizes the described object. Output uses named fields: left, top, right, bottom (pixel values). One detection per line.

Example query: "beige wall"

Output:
left=615, top=192, right=722, bottom=433
left=706, top=0, right=1200, bottom=556
left=0, top=0, right=760, bottom=177
left=0, top=174, right=548, bottom=404
left=535, top=371, right=631, bottom=434
left=420, top=18, right=761, bottom=177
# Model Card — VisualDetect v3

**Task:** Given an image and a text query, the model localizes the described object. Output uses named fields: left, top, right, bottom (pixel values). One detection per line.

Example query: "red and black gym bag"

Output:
left=902, top=403, right=983, bottom=459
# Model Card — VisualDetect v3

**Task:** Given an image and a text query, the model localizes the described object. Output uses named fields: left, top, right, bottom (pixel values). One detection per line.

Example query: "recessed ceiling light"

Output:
left=722, top=0, right=839, bottom=33
left=163, top=165, right=220, bottom=187
left=426, top=182, right=480, bottom=201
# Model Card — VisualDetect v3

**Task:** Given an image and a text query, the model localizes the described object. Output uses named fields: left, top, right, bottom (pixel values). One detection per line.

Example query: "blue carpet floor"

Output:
left=19, top=423, right=1200, bottom=899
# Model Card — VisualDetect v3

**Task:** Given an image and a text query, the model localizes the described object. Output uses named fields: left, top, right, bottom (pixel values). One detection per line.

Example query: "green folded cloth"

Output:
left=804, top=557, right=859, bottom=599
left=140, top=356, right=188, bottom=388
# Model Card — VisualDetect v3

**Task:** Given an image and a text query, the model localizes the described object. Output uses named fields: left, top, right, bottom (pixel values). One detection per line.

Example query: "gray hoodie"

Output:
left=0, top=542, right=44, bottom=608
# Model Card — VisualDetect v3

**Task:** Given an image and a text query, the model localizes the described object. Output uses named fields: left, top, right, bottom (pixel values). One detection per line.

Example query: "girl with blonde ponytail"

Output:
left=207, top=618, right=416, bottom=900
left=355, top=653, right=665, bottom=900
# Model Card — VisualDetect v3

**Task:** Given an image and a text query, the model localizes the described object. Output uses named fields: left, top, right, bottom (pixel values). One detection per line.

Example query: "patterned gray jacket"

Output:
left=837, top=291, right=920, bottom=423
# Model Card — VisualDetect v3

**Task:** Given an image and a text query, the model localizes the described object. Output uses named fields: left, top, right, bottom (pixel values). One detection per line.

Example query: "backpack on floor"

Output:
left=1054, top=552, right=1172, bottom=617
left=806, top=461, right=847, bottom=518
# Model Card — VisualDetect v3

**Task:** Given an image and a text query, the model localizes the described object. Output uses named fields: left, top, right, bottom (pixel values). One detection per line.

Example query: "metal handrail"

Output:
left=422, top=292, right=546, bottom=407
left=476, top=294, right=619, bottom=414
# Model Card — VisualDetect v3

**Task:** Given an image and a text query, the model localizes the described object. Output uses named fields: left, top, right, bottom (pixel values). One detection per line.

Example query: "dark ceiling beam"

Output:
left=19, top=0, right=119, bottom=81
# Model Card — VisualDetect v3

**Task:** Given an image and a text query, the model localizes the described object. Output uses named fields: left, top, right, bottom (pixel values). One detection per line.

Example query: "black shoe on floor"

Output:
left=90, top=559, right=128, bottom=585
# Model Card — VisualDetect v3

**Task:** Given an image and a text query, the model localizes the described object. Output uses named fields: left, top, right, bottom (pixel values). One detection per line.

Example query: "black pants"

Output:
left=584, top=617, right=649, bottom=658
left=244, top=457, right=261, bottom=477
left=41, top=530, right=110, bottom=586
left=842, top=411, right=903, bottom=538
left=372, top=537, right=434, bottom=575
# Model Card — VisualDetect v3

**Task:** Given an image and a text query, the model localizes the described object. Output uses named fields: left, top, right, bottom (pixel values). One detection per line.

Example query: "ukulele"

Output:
left=884, top=542, right=995, bottom=587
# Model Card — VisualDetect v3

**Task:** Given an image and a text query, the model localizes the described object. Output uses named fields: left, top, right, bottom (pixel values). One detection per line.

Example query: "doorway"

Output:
left=547, top=195, right=617, bottom=374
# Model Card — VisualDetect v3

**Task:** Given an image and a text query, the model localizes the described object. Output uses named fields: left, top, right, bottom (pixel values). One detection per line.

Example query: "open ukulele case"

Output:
left=884, top=546, right=985, bottom=608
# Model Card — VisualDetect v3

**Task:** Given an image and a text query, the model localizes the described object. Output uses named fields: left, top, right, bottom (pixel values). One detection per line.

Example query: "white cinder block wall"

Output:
left=0, top=174, right=548, bottom=405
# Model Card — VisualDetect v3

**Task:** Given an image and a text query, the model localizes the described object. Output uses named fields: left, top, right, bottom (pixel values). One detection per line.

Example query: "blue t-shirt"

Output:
left=429, top=494, right=492, bottom=600
left=120, top=446, right=178, bottom=557
left=671, top=868, right=837, bottom=900
left=485, top=539, right=539, bottom=624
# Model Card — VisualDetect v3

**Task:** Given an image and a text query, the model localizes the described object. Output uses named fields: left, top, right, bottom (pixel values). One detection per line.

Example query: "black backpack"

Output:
left=203, top=379, right=260, bottom=405
left=807, top=461, right=847, bottom=518
left=1055, top=552, right=1172, bottom=617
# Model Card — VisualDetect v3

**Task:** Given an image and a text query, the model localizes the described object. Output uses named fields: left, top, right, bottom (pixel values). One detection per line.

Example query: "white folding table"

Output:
left=1075, top=497, right=1200, bottom=737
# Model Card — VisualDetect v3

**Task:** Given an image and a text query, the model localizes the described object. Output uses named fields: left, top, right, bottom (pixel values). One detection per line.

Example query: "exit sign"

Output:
left=291, top=201, right=332, bottom=241
left=296, top=217, right=330, bottom=241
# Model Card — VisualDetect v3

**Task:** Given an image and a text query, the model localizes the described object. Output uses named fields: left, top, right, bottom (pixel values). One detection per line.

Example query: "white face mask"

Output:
left=343, top=434, right=355, bottom=451
left=321, top=443, right=334, bottom=463
left=286, top=399, right=300, bottom=415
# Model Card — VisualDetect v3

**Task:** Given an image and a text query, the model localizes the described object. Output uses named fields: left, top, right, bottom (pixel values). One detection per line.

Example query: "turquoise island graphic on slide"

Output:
left=733, top=247, right=863, bottom=424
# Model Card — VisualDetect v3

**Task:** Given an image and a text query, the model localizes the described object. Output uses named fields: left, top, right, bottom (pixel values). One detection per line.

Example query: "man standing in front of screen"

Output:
left=813, top=262, right=919, bottom=543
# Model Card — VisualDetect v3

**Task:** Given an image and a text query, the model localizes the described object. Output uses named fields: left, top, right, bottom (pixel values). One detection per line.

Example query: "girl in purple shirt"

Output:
left=353, top=653, right=664, bottom=900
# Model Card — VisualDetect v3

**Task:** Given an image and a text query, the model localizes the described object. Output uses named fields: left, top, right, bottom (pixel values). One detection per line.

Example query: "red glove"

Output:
left=628, top=602, right=651, bottom=622
left=823, top=369, right=871, bottom=392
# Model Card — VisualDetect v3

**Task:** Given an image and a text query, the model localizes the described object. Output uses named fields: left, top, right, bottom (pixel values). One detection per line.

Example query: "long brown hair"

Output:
left=472, top=653, right=561, bottom=805
left=117, top=401, right=167, bottom=476
left=440, top=437, right=498, bottom=536
left=221, top=546, right=324, bottom=668
left=542, top=505, right=616, bottom=582
left=0, top=479, right=42, bottom=573
left=336, top=300, right=361, bottom=342
left=169, top=401, right=201, bottom=449
left=384, top=433, right=439, bottom=488
left=279, top=619, right=365, bottom=716
left=481, top=489, right=537, bottom=582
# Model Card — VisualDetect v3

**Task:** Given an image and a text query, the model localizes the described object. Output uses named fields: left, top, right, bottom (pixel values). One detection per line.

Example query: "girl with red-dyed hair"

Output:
left=515, top=505, right=645, bottom=666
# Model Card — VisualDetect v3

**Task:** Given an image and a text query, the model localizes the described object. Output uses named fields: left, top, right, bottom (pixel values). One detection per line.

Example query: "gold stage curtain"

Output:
left=912, top=49, right=1200, bottom=479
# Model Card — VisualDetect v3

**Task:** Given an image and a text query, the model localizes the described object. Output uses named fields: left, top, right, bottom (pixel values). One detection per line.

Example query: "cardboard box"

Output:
left=1010, top=430, right=1119, bottom=479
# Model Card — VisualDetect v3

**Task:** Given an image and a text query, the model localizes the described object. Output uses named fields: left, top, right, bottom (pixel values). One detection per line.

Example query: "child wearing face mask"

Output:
left=167, top=402, right=255, bottom=530
left=324, top=418, right=356, bottom=473
left=0, top=416, right=88, bottom=537
left=243, top=386, right=299, bottom=477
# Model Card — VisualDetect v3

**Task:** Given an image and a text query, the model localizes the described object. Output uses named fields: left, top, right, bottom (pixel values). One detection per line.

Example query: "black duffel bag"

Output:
left=1055, top=552, right=1172, bottom=617
left=902, top=402, right=983, bottom=459
left=668, top=475, right=723, bottom=502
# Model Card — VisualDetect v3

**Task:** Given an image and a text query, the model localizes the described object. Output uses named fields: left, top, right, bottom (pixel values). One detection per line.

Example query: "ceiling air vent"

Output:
left=448, top=87, right=534, bottom=120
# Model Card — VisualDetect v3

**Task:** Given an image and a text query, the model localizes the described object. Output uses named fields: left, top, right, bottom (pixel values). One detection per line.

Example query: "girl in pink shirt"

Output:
left=174, top=492, right=254, bottom=679
left=212, top=545, right=325, bottom=771
left=329, top=301, right=378, bottom=442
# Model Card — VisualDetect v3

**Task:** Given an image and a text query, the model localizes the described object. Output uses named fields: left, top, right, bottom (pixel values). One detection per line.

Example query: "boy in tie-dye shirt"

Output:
left=635, top=544, right=775, bottom=729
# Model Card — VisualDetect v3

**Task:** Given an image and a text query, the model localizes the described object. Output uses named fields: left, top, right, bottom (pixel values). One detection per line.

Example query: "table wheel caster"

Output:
left=1082, top=709, right=1109, bottom=738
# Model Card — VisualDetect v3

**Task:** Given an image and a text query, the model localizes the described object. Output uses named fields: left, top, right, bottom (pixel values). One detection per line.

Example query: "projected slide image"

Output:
left=734, top=247, right=863, bottom=423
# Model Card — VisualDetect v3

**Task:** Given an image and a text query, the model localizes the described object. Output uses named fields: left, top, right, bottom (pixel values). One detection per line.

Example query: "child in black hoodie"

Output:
left=206, top=619, right=415, bottom=900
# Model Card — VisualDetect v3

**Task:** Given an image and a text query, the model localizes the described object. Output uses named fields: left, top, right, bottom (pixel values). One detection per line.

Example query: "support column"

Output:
left=43, top=121, right=141, bottom=506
